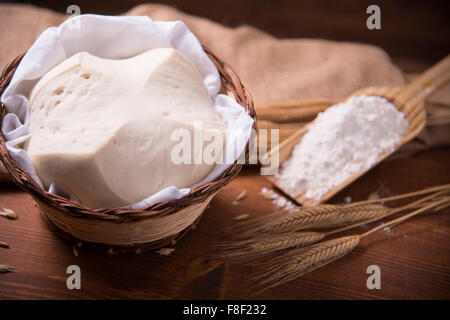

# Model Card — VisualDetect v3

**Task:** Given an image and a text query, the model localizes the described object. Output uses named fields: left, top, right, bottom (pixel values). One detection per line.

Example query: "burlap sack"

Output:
left=0, top=3, right=405, bottom=104
left=0, top=4, right=448, bottom=182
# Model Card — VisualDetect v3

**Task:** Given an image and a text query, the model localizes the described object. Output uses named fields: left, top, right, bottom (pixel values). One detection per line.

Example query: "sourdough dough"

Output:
left=27, top=48, right=227, bottom=208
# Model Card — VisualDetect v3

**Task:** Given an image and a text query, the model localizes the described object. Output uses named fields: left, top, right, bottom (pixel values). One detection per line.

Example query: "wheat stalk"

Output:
left=248, top=232, right=325, bottom=252
left=253, top=235, right=360, bottom=293
left=325, top=188, right=449, bottom=236
left=237, top=185, right=450, bottom=239
left=350, top=184, right=450, bottom=206
left=223, top=188, right=448, bottom=267
left=360, top=196, right=449, bottom=237
left=252, top=196, right=449, bottom=294
left=220, top=232, right=325, bottom=263
left=239, top=203, right=388, bottom=237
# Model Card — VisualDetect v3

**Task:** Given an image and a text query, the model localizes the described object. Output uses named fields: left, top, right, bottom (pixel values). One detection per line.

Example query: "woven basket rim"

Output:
left=0, top=46, right=256, bottom=222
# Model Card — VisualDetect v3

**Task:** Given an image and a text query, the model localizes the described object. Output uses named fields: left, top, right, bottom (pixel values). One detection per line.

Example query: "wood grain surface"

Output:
left=0, top=147, right=449, bottom=299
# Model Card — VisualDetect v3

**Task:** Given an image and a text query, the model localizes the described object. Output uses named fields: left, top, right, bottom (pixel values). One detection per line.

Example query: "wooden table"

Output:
left=0, top=146, right=449, bottom=299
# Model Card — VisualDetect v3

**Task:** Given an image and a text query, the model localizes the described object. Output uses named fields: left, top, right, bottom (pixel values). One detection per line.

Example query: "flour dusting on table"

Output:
left=261, top=188, right=297, bottom=211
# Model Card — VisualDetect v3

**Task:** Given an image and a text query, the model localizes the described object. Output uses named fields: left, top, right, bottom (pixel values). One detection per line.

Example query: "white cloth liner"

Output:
left=0, top=14, right=254, bottom=209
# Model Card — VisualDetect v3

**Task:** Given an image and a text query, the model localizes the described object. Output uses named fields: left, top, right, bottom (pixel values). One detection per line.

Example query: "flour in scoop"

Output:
left=276, top=95, right=408, bottom=202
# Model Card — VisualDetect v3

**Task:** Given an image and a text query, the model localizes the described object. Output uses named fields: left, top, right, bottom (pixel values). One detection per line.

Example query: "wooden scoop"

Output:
left=264, top=54, right=450, bottom=206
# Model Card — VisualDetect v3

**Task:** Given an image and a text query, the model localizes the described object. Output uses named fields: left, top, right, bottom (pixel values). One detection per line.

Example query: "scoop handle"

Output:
left=394, top=54, right=450, bottom=108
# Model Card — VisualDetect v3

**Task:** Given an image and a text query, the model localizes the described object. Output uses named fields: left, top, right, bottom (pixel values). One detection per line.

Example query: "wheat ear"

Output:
left=224, top=189, right=447, bottom=265
left=239, top=203, right=388, bottom=237
left=252, top=197, right=449, bottom=294
left=238, top=185, right=450, bottom=238
left=220, top=232, right=325, bottom=263
left=253, top=235, right=360, bottom=293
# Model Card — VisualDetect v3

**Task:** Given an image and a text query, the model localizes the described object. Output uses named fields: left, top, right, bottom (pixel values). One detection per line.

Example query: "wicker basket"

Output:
left=0, top=48, right=256, bottom=253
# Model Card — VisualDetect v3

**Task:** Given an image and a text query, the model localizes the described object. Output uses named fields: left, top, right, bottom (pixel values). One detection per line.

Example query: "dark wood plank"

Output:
left=0, top=147, right=449, bottom=299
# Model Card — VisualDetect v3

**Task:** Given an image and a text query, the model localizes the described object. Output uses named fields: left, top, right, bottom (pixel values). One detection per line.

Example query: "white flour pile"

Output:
left=276, top=95, right=408, bottom=202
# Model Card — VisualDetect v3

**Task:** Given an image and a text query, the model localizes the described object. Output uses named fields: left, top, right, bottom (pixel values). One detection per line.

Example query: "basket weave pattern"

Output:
left=0, top=48, right=256, bottom=252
